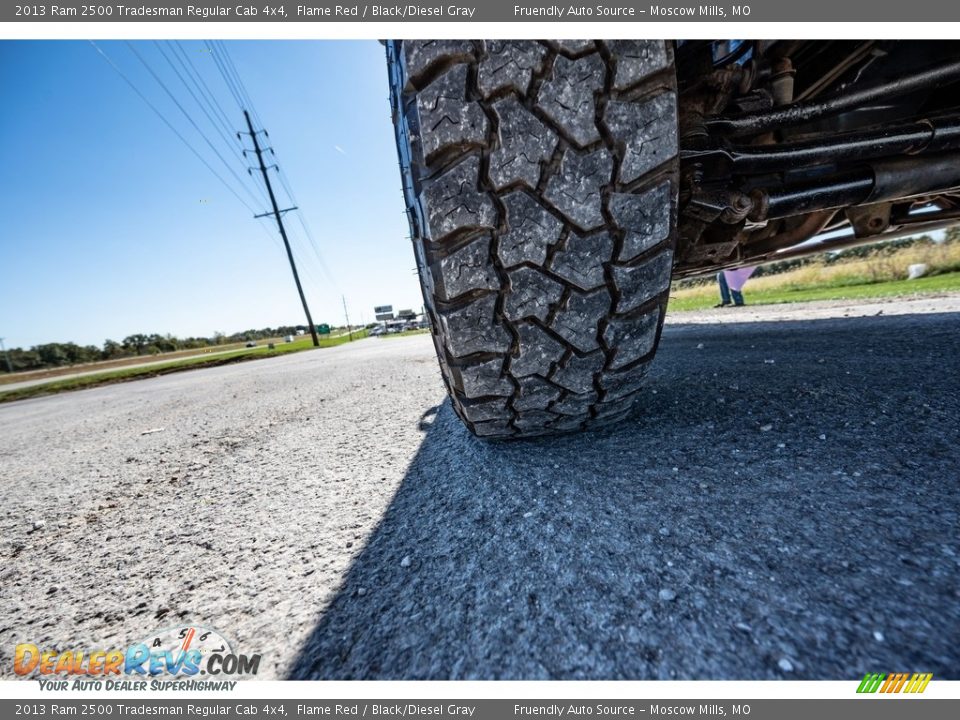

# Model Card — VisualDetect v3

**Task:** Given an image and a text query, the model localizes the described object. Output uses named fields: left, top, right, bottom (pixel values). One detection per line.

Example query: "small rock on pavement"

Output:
left=873, top=631, right=885, bottom=642
left=819, top=434, right=827, bottom=440
left=30, top=520, right=46, bottom=532
left=760, top=424, right=773, bottom=432
left=778, top=658, right=794, bottom=673
left=658, top=588, right=677, bottom=602
left=400, top=555, right=411, bottom=568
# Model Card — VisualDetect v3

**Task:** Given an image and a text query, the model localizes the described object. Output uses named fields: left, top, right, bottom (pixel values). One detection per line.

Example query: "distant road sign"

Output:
left=317, top=324, right=331, bottom=335
left=374, top=305, right=393, bottom=314
left=375, top=313, right=394, bottom=321
left=397, top=309, right=416, bottom=319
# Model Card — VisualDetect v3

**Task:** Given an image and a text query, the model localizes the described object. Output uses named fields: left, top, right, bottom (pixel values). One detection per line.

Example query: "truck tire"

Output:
left=386, top=40, right=679, bottom=438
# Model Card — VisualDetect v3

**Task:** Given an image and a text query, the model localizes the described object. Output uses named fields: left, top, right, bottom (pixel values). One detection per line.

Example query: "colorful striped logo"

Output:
left=857, top=673, right=933, bottom=694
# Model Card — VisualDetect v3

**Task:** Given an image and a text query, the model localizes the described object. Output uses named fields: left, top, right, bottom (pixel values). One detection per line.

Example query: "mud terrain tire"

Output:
left=387, top=40, right=679, bottom=438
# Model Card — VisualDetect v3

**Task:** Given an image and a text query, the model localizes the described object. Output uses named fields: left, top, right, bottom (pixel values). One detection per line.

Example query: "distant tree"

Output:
left=79, top=345, right=102, bottom=364
left=122, top=334, right=150, bottom=355
left=102, top=339, right=126, bottom=360
left=57, top=343, right=99, bottom=365
left=145, top=333, right=177, bottom=353
left=35, top=343, right=69, bottom=367
left=6, top=348, right=41, bottom=372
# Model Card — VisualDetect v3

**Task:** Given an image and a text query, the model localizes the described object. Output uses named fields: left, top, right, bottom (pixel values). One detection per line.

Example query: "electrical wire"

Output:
left=91, top=41, right=291, bottom=264
left=163, top=41, right=274, bottom=211
left=90, top=41, right=260, bottom=219
left=215, top=41, right=265, bottom=129
left=205, top=39, right=246, bottom=110
left=154, top=41, right=247, bottom=169
left=172, top=41, right=241, bottom=144
left=125, top=41, right=266, bottom=210
left=206, top=40, right=340, bottom=289
left=202, top=39, right=277, bottom=209
left=166, top=41, right=244, bottom=156
left=279, top=172, right=340, bottom=288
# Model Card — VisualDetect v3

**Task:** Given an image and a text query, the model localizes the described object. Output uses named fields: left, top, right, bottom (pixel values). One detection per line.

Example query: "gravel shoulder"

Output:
left=1, top=299, right=958, bottom=680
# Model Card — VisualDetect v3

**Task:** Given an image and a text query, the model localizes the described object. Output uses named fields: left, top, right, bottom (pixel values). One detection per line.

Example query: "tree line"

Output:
left=1, top=326, right=321, bottom=374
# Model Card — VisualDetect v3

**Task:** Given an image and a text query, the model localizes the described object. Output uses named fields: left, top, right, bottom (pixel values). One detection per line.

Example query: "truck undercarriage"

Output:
left=675, top=40, right=960, bottom=277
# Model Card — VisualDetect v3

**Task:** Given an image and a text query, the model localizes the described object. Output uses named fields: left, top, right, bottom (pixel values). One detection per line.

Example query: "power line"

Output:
left=125, top=41, right=265, bottom=210
left=166, top=41, right=278, bottom=214
left=91, top=41, right=290, bottom=265
left=284, top=222, right=331, bottom=293
left=287, top=187, right=340, bottom=289
left=204, top=40, right=339, bottom=290
left=158, top=40, right=328, bottom=290
left=108, top=38, right=338, bottom=309
left=171, top=41, right=240, bottom=147
left=89, top=41, right=260, bottom=218
left=205, top=40, right=246, bottom=110
left=153, top=42, right=249, bottom=173
left=161, top=41, right=245, bottom=165
left=216, top=41, right=264, bottom=128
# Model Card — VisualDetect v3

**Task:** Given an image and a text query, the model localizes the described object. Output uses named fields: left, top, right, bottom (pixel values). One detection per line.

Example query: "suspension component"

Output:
left=748, top=153, right=960, bottom=220
left=705, top=58, right=960, bottom=136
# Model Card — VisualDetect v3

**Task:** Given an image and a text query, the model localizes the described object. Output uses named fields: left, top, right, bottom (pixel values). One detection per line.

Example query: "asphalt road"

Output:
left=1, top=299, right=958, bottom=680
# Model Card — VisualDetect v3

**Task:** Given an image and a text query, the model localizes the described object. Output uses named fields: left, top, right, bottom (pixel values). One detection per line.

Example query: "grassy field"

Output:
left=669, top=238, right=960, bottom=312
left=0, top=331, right=368, bottom=404
left=669, top=272, right=960, bottom=311
left=0, top=339, right=263, bottom=387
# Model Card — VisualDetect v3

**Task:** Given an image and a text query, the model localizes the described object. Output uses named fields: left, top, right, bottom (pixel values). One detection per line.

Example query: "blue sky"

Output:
left=0, top=40, right=423, bottom=349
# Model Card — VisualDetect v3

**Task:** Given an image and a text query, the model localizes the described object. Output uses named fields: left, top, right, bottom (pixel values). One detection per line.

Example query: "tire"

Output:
left=386, top=40, right=679, bottom=438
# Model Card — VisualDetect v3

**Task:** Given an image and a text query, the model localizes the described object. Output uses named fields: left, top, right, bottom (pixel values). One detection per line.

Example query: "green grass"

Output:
left=667, top=271, right=960, bottom=312
left=0, top=331, right=368, bottom=404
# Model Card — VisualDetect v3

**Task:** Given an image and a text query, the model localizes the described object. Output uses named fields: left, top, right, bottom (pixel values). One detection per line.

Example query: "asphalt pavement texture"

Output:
left=1, top=299, right=958, bottom=680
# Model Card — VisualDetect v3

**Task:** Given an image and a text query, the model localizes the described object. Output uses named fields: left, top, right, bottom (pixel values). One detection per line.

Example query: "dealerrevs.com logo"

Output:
left=14, top=625, right=260, bottom=691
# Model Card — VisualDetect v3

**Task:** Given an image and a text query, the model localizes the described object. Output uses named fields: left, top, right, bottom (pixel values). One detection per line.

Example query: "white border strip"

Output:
left=4, top=21, right=960, bottom=40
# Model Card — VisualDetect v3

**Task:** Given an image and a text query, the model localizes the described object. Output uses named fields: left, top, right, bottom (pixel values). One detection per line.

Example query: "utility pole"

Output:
left=243, top=110, right=319, bottom=348
left=0, top=337, right=12, bottom=374
left=342, top=295, right=353, bottom=341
